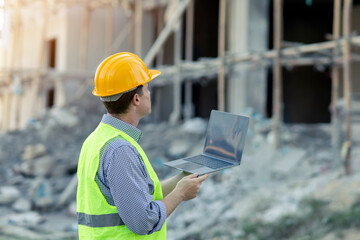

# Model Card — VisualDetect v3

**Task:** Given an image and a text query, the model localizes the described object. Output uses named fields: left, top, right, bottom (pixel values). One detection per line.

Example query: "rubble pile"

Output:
left=0, top=96, right=104, bottom=239
left=165, top=121, right=360, bottom=240
left=0, top=98, right=360, bottom=239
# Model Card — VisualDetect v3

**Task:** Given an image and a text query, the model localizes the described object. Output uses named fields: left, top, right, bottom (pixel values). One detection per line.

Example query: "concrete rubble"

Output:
left=0, top=98, right=359, bottom=239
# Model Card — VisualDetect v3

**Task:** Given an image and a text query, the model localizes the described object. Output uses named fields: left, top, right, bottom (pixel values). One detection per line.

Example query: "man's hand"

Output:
left=174, top=173, right=208, bottom=201
left=161, top=173, right=208, bottom=217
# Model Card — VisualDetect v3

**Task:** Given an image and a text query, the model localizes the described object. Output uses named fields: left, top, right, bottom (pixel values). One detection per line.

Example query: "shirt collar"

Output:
left=101, top=114, right=142, bottom=142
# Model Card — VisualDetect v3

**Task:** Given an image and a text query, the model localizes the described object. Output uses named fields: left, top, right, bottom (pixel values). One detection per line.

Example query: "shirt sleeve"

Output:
left=106, top=142, right=166, bottom=235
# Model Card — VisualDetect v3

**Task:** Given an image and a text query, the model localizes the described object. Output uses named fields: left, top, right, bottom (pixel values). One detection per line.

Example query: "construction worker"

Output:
left=76, top=52, right=208, bottom=239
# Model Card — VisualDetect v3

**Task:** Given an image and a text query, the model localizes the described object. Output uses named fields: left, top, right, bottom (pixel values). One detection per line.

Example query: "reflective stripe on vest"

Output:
left=77, top=212, right=125, bottom=228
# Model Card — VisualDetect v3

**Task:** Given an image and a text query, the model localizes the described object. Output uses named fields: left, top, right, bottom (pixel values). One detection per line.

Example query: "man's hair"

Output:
left=102, top=85, right=143, bottom=114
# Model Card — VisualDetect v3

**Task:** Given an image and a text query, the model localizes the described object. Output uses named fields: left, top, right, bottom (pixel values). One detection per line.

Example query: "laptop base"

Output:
left=164, top=155, right=237, bottom=175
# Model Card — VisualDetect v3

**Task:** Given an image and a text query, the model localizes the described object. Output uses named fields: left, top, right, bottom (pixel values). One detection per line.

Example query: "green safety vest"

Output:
left=77, top=122, right=167, bottom=239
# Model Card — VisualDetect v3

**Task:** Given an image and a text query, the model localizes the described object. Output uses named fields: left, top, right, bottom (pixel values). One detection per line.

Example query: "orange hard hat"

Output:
left=93, top=52, right=161, bottom=97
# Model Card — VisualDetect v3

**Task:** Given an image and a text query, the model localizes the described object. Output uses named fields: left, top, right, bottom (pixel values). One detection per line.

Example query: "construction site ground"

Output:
left=0, top=95, right=360, bottom=240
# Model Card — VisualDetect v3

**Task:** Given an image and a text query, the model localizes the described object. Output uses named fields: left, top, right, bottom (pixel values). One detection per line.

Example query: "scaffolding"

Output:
left=0, top=0, right=359, bottom=174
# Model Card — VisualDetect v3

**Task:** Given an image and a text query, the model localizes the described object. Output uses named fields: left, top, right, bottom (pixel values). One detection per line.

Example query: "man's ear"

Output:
left=132, top=93, right=141, bottom=106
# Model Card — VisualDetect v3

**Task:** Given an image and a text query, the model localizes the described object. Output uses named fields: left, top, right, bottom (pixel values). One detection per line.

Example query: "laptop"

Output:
left=164, top=110, right=249, bottom=175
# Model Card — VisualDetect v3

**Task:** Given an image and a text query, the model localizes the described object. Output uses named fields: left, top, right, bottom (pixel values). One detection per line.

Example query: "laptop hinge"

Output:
left=202, top=153, right=238, bottom=164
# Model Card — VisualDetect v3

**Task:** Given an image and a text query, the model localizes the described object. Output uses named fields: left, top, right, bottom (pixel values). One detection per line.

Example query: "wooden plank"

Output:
left=272, top=0, right=283, bottom=148
left=156, top=7, right=165, bottom=66
left=111, top=21, right=130, bottom=53
left=331, top=0, right=342, bottom=148
left=135, top=0, right=143, bottom=56
left=218, top=0, right=226, bottom=112
left=28, top=0, right=48, bottom=121
left=231, top=36, right=360, bottom=63
left=342, top=0, right=353, bottom=175
left=169, top=19, right=182, bottom=125
left=55, top=77, right=66, bottom=107
left=144, top=0, right=191, bottom=66
left=184, top=0, right=194, bottom=120
left=6, top=0, right=20, bottom=131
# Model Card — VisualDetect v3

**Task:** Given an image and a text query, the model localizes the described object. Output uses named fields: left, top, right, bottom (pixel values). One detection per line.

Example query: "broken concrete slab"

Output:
left=48, top=108, right=79, bottom=128
left=17, top=156, right=55, bottom=178
left=67, top=201, right=77, bottom=218
left=12, top=198, right=32, bottom=212
left=32, top=156, right=55, bottom=177
left=29, top=178, right=54, bottom=209
left=0, top=186, right=21, bottom=204
left=21, top=144, right=47, bottom=161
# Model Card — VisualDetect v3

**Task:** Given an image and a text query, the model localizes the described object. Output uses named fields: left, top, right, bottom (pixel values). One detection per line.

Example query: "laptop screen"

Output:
left=203, top=110, right=249, bottom=164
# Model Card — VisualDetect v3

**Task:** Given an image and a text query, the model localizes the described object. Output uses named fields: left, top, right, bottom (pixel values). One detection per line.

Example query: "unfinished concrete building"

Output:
left=0, top=0, right=360, bottom=169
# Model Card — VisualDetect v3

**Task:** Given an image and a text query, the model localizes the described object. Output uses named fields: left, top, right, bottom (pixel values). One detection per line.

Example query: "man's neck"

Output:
left=108, top=112, right=140, bottom=128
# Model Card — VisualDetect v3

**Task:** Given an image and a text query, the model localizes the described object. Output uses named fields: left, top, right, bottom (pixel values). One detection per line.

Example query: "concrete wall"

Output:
left=227, top=0, right=269, bottom=116
left=65, top=5, right=155, bottom=72
left=17, top=3, right=67, bottom=70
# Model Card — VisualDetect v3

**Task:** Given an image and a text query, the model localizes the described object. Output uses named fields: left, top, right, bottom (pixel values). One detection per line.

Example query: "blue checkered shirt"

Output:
left=95, top=114, right=166, bottom=235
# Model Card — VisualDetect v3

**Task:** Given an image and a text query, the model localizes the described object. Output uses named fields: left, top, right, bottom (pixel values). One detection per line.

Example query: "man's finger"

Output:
left=197, top=174, right=208, bottom=182
left=186, top=173, right=199, bottom=179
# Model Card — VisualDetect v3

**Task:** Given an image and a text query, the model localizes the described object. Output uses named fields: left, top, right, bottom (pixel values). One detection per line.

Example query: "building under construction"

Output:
left=0, top=0, right=360, bottom=161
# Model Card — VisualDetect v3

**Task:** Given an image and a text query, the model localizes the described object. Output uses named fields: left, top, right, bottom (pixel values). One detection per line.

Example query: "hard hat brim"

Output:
left=149, top=69, right=161, bottom=81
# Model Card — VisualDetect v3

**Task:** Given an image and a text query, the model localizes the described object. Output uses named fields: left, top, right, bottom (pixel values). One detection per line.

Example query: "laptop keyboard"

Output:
left=188, top=155, right=233, bottom=169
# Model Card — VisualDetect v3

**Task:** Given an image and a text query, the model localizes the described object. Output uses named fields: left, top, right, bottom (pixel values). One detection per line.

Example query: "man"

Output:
left=77, top=52, right=208, bottom=239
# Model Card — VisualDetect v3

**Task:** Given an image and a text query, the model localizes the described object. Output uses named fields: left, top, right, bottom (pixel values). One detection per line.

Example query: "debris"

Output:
left=0, top=224, right=77, bottom=240
left=22, top=144, right=47, bottom=161
left=0, top=211, right=44, bottom=227
left=180, top=117, right=207, bottom=134
left=0, top=224, right=45, bottom=240
left=0, top=186, right=21, bottom=204
left=17, top=156, right=55, bottom=177
left=12, top=198, right=32, bottom=212
left=312, top=176, right=360, bottom=212
left=57, top=174, right=78, bottom=208
left=271, top=147, right=306, bottom=177
left=48, top=108, right=79, bottom=128
left=29, top=178, right=54, bottom=209
left=67, top=201, right=77, bottom=218
left=0, top=98, right=359, bottom=239
left=167, top=139, right=191, bottom=158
